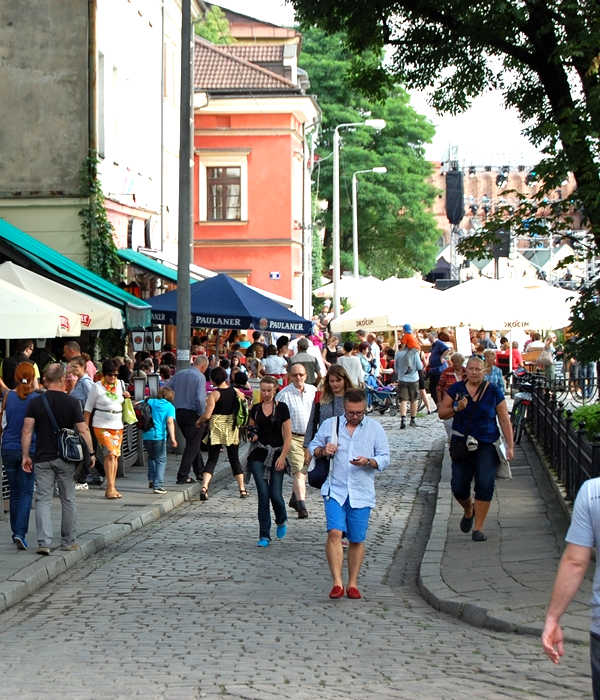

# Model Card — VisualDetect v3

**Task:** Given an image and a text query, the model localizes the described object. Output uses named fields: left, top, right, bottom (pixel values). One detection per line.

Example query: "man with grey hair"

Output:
left=168, top=355, right=209, bottom=484
left=22, top=363, right=95, bottom=555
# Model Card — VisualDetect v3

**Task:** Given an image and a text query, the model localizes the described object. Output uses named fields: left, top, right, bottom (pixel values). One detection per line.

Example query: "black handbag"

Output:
left=40, top=394, right=87, bottom=469
left=308, top=416, right=339, bottom=488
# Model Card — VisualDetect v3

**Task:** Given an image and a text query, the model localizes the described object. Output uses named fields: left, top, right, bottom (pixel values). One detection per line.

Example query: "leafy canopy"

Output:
left=194, top=5, right=234, bottom=44
left=301, top=26, right=441, bottom=279
left=292, top=0, right=600, bottom=357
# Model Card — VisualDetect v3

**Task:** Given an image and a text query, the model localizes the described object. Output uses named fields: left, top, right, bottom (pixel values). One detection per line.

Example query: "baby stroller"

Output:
left=365, top=375, right=397, bottom=415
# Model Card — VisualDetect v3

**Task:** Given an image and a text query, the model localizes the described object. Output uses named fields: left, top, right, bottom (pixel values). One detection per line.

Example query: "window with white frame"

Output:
left=198, top=152, right=249, bottom=222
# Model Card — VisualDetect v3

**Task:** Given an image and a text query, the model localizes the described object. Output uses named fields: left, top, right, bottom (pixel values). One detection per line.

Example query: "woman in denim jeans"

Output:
left=142, top=387, right=177, bottom=494
left=1, top=362, right=38, bottom=549
left=246, top=376, right=291, bottom=547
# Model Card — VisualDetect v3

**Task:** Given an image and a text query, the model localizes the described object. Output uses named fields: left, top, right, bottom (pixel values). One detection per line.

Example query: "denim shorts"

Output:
left=324, top=496, right=371, bottom=543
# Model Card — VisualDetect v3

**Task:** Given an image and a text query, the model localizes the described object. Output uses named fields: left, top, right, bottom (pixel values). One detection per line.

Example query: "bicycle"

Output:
left=510, top=370, right=533, bottom=444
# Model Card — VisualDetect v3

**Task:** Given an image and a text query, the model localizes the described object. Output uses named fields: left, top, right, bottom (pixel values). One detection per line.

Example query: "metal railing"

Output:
left=529, top=383, right=600, bottom=501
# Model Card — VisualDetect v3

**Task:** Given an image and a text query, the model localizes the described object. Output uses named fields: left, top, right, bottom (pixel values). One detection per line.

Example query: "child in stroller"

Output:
left=365, top=374, right=397, bottom=414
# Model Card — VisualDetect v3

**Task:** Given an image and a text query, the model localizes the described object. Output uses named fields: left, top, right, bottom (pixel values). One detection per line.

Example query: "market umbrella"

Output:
left=330, top=288, right=456, bottom=333
left=147, top=273, right=313, bottom=334
left=443, top=278, right=578, bottom=330
left=0, top=261, right=123, bottom=330
left=0, top=277, right=81, bottom=338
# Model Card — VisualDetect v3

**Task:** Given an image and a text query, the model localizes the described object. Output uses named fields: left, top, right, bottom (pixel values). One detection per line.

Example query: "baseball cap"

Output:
left=403, top=324, right=412, bottom=333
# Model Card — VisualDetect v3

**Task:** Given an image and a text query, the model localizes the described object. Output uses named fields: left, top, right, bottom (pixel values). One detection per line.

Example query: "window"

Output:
left=127, top=218, right=134, bottom=248
left=198, top=151, right=249, bottom=222
left=144, top=219, right=152, bottom=248
left=207, top=167, right=241, bottom=221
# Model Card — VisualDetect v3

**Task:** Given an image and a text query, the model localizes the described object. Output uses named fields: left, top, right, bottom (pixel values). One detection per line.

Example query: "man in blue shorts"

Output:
left=542, top=477, right=600, bottom=698
left=309, top=388, right=390, bottom=600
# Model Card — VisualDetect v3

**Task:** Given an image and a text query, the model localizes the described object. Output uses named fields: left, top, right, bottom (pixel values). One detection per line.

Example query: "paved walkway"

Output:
left=0, top=447, right=240, bottom=613
left=420, top=430, right=593, bottom=644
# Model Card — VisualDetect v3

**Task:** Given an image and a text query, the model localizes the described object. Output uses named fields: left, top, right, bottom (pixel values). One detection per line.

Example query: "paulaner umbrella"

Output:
left=147, top=274, right=312, bottom=334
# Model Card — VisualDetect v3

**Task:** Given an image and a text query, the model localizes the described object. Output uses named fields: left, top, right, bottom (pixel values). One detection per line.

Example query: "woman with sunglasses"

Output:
left=84, top=358, right=128, bottom=499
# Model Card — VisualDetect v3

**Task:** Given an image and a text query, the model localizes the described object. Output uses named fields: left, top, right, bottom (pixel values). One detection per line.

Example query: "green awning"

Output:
left=117, top=248, right=198, bottom=285
left=0, top=218, right=151, bottom=328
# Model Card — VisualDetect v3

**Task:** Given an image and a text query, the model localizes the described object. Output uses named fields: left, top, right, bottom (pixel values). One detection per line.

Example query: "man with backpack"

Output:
left=21, top=363, right=95, bottom=555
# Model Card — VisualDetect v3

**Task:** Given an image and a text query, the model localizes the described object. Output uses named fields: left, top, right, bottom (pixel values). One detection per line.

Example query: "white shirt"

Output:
left=276, top=382, right=317, bottom=434
left=337, top=355, right=364, bottom=387
left=262, top=355, right=288, bottom=375
left=85, top=380, right=124, bottom=429
left=370, top=341, right=381, bottom=373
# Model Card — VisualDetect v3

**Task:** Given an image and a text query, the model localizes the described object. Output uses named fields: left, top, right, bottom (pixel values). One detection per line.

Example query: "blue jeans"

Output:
left=247, top=459, right=286, bottom=540
left=144, top=440, right=166, bottom=488
left=2, top=450, right=34, bottom=542
left=450, top=442, right=499, bottom=502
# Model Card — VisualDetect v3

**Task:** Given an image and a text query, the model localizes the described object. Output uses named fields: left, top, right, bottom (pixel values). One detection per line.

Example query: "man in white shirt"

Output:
left=367, top=333, right=381, bottom=376
left=337, top=341, right=364, bottom=387
left=276, top=363, right=317, bottom=518
left=309, top=388, right=390, bottom=599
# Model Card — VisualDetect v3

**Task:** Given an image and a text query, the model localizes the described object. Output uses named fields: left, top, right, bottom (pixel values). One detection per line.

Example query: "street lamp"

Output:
left=352, top=167, right=387, bottom=278
left=332, top=119, right=386, bottom=317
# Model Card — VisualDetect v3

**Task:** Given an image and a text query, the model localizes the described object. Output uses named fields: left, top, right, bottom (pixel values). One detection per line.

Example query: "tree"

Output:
left=292, top=0, right=600, bottom=355
left=301, top=27, right=441, bottom=279
left=194, top=5, right=234, bottom=44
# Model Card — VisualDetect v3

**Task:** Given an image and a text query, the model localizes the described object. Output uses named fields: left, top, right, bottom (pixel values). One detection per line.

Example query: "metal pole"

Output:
left=352, top=172, right=359, bottom=278
left=176, top=0, right=193, bottom=372
left=332, top=127, right=341, bottom=318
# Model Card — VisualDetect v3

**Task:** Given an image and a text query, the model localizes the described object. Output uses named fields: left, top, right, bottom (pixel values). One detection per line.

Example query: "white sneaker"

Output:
left=75, top=482, right=89, bottom=490
left=153, top=487, right=167, bottom=495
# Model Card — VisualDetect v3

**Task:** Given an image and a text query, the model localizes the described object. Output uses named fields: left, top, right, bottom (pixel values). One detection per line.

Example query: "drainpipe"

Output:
left=88, top=0, right=97, bottom=270
left=160, top=0, right=165, bottom=252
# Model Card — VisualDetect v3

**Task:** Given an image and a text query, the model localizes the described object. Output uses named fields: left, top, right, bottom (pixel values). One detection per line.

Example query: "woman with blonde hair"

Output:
left=1, top=362, right=38, bottom=549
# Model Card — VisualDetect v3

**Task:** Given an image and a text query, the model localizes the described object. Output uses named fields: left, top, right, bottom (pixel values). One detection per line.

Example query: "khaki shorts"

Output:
left=288, top=434, right=308, bottom=475
left=397, top=381, right=419, bottom=402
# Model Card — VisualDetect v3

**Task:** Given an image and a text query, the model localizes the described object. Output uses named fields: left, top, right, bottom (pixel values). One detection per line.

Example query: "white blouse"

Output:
left=85, top=380, right=124, bottom=430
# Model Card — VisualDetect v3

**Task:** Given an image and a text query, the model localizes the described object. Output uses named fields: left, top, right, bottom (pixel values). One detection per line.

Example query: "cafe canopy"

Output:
left=147, top=273, right=312, bottom=334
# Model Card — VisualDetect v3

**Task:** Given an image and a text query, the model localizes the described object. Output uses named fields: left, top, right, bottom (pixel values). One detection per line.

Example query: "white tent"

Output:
left=0, top=277, right=81, bottom=338
left=0, top=261, right=123, bottom=330
left=443, top=278, right=578, bottom=330
left=313, top=275, right=383, bottom=302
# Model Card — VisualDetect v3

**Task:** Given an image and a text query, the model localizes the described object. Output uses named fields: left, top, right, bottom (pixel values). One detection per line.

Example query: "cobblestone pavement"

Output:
left=0, top=414, right=591, bottom=699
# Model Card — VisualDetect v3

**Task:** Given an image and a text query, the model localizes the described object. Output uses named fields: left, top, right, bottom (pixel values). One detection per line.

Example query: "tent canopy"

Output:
left=147, top=274, right=312, bottom=334
left=0, top=261, right=123, bottom=330
left=0, top=277, right=81, bottom=338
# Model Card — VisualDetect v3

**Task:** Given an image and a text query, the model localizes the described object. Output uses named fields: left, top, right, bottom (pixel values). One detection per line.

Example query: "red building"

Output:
left=192, top=21, right=320, bottom=316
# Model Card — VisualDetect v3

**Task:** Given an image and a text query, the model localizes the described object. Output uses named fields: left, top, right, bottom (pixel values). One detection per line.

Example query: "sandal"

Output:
left=239, top=489, right=249, bottom=498
left=200, top=487, right=208, bottom=501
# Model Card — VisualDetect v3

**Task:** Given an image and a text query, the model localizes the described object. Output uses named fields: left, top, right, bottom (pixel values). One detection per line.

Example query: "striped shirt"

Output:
left=276, top=382, right=317, bottom=434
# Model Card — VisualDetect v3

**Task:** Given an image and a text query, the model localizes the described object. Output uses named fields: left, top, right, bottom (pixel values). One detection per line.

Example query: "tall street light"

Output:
left=332, top=119, right=386, bottom=317
left=352, top=167, right=387, bottom=278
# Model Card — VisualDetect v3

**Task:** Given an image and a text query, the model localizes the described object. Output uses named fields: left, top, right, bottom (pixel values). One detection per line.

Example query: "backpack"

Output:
left=233, top=391, right=249, bottom=428
left=134, top=399, right=154, bottom=432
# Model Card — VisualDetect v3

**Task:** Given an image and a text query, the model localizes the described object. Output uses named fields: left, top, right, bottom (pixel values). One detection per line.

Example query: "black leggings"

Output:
left=204, top=444, right=243, bottom=476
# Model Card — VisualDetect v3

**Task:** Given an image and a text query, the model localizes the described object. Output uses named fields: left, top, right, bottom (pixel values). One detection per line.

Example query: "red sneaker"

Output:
left=328, top=585, right=344, bottom=599
left=346, top=586, right=362, bottom=599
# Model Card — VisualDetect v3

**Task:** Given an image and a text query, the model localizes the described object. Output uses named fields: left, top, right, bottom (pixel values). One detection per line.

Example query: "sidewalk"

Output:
left=0, top=447, right=239, bottom=613
left=419, top=431, right=593, bottom=644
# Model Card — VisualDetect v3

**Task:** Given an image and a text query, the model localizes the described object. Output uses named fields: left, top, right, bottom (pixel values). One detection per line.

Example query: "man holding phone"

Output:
left=309, top=389, right=390, bottom=600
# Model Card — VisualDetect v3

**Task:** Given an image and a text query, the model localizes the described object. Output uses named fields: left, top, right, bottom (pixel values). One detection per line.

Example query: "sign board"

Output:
left=269, top=271, right=280, bottom=280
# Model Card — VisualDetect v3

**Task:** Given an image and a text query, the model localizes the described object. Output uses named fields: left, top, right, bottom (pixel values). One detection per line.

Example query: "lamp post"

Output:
left=332, top=119, right=386, bottom=317
left=352, top=167, right=387, bottom=278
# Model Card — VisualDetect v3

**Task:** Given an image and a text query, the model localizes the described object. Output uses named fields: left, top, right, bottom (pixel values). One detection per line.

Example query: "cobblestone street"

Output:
left=0, top=415, right=591, bottom=698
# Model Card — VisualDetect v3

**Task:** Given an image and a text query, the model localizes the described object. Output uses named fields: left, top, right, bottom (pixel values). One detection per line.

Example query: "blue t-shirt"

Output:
left=142, top=398, right=176, bottom=441
left=566, top=478, right=600, bottom=634
left=447, top=380, right=504, bottom=443
left=1, top=390, right=38, bottom=454
left=428, top=339, right=449, bottom=375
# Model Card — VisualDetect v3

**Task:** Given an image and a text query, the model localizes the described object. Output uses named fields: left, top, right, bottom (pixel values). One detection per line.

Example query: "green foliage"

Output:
left=292, top=0, right=600, bottom=358
left=570, top=404, right=600, bottom=440
left=301, top=26, right=441, bottom=280
left=195, top=6, right=234, bottom=44
left=79, top=152, right=123, bottom=284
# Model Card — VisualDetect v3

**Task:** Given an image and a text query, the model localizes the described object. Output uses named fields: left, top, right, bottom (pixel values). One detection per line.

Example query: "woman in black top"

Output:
left=322, top=334, right=340, bottom=369
left=197, top=367, right=246, bottom=500
left=247, top=375, right=291, bottom=547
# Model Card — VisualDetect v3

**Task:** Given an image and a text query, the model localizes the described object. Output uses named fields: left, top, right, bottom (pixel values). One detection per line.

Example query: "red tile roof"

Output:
left=194, top=38, right=298, bottom=92
left=221, top=44, right=284, bottom=63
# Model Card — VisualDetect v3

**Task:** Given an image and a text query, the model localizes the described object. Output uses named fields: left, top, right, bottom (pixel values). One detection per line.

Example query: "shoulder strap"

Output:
left=474, top=381, right=489, bottom=402
left=40, top=393, right=60, bottom=436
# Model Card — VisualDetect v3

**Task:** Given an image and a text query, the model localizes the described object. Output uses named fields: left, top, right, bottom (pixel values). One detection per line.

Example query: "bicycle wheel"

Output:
left=511, top=402, right=524, bottom=444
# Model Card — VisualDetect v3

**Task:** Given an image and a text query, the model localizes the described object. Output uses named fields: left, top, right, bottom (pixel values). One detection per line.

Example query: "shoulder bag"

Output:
left=40, top=393, right=85, bottom=464
left=308, top=416, right=339, bottom=489
left=449, top=381, right=487, bottom=462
